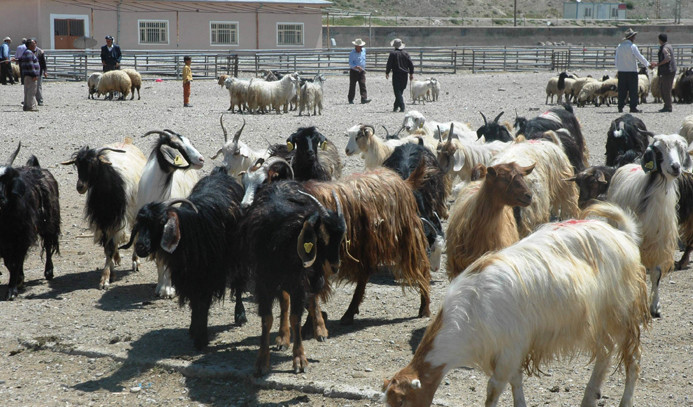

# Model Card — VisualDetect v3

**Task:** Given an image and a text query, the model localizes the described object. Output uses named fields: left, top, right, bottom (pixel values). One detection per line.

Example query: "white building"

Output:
left=563, top=1, right=627, bottom=20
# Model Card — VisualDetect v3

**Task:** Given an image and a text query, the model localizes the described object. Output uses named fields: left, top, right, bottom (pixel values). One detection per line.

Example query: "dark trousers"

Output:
left=103, top=64, right=118, bottom=73
left=348, top=69, right=367, bottom=102
left=659, top=73, right=675, bottom=110
left=392, top=73, right=408, bottom=111
left=0, top=61, right=13, bottom=84
left=617, top=71, right=639, bottom=111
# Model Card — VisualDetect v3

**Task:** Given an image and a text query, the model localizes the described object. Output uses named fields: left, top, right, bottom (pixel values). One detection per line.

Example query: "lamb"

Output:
left=605, top=113, right=653, bottom=167
left=0, top=144, right=61, bottom=300
left=137, top=129, right=204, bottom=298
left=608, top=133, right=692, bottom=317
left=61, top=138, right=147, bottom=289
left=383, top=202, right=650, bottom=407
left=565, top=165, right=617, bottom=209
left=96, top=69, right=131, bottom=100
left=679, top=114, right=693, bottom=144
left=224, top=76, right=251, bottom=113
left=445, top=161, right=534, bottom=279
left=121, top=168, right=248, bottom=350
left=87, top=72, right=103, bottom=99
left=299, top=74, right=325, bottom=116
left=410, top=79, right=434, bottom=104
left=121, top=68, right=142, bottom=100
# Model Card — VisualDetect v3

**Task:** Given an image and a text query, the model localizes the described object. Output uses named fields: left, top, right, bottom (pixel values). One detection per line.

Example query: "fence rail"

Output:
left=42, top=45, right=693, bottom=81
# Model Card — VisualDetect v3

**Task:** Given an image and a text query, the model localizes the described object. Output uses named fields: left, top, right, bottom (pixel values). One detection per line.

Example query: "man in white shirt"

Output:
left=615, top=28, right=650, bottom=113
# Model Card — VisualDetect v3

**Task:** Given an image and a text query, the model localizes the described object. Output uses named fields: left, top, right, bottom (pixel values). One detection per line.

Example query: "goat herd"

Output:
left=2, top=70, right=693, bottom=406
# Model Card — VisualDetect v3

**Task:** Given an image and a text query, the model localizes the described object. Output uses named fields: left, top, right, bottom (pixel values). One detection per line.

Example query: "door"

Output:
left=54, top=19, right=85, bottom=49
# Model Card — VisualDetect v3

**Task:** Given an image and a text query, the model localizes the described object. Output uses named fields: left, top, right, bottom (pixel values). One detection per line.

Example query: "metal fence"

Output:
left=43, top=45, right=693, bottom=81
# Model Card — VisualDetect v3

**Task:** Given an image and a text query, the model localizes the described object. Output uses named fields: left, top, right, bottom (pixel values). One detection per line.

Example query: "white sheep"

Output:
left=650, top=75, right=662, bottom=103
left=383, top=201, right=649, bottom=407
left=545, top=72, right=575, bottom=104
left=608, top=133, right=692, bottom=317
left=224, top=76, right=251, bottom=113
left=97, top=70, right=131, bottom=101
left=576, top=80, right=602, bottom=107
left=569, top=76, right=596, bottom=100
left=410, top=79, right=433, bottom=105
left=122, top=68, right=142, bottom=100
left=678, top=115, right=693, bottom=145
left=299, top=74, right=325, bottom=116
left=637, top=69, right=650, bottom=104
left=87, top=72, right=103, bottom=99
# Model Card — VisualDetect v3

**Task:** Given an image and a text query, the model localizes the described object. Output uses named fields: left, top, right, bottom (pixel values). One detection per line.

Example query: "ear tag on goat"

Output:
left=303, top=242, right=314, bottom=254
left=641, top=148, right=656, bottom=173
left=174, top=154, right=185, bottom=166
left=321, top=141, right=327, bottom=150
left=287, top=141, right=294, bottom=152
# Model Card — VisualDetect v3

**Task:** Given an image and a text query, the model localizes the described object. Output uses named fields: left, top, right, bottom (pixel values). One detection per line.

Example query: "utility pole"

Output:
left=514, top=0, right=517, bottom=26
left=655, top=0, right=661, bottom=19
left=674, top=0, right=682, bottom=24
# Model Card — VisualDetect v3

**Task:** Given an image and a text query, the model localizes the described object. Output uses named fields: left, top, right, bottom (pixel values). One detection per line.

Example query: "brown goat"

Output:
left=446, top=162, right=535, bottom=279
left=565, top=165, right=616, bottom=209
left=676, top=172, right=693, bottom=270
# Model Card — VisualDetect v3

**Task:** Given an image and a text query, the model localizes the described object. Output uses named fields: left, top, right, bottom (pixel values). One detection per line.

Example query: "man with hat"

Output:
left=0, top=37, right=13, bottom=85
left=100, top=35, right=122, bottom=73
left=615, top=28, right=650, bottom=113
left=385, top=38, right=414, bottom=113
left=348, top=38, right=370, bottom=104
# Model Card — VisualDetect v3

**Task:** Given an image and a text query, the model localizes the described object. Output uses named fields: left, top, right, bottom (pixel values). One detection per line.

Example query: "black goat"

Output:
left=239, top=180, right=346, bottom=376
left=270, top=126, right=342, bottom=181
left=121, top=167, right=246, bottom=350
left=676, top=172, right=693, bottom=270
left=476, top=111, right=514, bottom=142
left=605, top=114, right=654, bottom=167
left=515, top=104, right=587, bottom=172
left=0, top=144, right=60, bottom=300
left=565, top=165, right=617, bottom=209
left=674, top=67, right=693, bottom=104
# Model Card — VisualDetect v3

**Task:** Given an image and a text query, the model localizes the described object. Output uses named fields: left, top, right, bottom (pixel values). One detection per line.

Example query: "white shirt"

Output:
left=615, top=40, right=649, bottom=72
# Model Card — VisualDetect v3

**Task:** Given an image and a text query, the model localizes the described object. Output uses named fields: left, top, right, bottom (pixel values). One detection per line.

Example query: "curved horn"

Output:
left=219, top=114, right=228, bottom=143
left=297, top=190, right=329, bottom=218
left=480, top=111, right=488, bottom=126
left=142, top=130, right=169, bottom=138
left=436, top=125, right=442, bottom=142
left=7, top=142, right=21, bottom=166
left=420, top=217, right=438, bottom=233
left=381, top=125, right=391, bottom=139
left=232, top=118, right=246, bottom=144
left=332, top=190, right=343, bottom=218
left=97, top=147, right=127, bottom=155
left=164, top=198, right=199, bottom=213
left=493, top=112, right=504, bottom=123
left=263, top=156, right=294, bottom=180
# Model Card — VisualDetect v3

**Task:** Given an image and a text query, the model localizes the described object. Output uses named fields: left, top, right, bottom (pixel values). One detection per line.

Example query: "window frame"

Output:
left=138, top=19, right=170, bottom=45
left=210, top=21, right=240, bottom=47
left=276, top=22, right=304, bottom=47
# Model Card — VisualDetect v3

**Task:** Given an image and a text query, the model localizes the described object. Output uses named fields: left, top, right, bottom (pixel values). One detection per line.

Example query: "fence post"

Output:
left=233, top=55, right=238, bottom=77
left=419, top=50, right=423, bottom=74
left=453, top=50, right=457, bottom=74
left=472, top=50, right=475, bottom=74
left=567, top=49, right=572, bottom=71
left=503, top=46, right=507, bottom=71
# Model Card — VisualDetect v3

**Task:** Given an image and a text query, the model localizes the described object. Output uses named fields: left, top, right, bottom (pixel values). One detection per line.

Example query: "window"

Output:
left=583, top=8, right=592, bottom=18
left=139, top=20, right=168, bottom=44
left=611, top=8, right=619, bottom=18
left=277, top=23, right=303, bottom=46
left=211, top=22, right=238, bottom=45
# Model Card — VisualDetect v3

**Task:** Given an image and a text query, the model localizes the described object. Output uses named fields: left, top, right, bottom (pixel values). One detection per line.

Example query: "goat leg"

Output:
left=290, top=313, right=308, bottom=374
left=340, top=278, right=367, bottom=325
left=100, top=239, right=117, bottom=289
left=43, top=237, right=57, bottom=281
left=254, top=313, right=274, bottom=377
left=189, top=296, right=212, bottom=350
left=4, top=257, right=25, bottom=300
left=274, top=290, right=291, bottom=350
left=233, top=287, right=247, bottom=326
left=676, top=245, right=692, bottom=270
left=302, top=296, right=328, bottom=341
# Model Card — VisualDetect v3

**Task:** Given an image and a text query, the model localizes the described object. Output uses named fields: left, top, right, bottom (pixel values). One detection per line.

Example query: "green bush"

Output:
left=625, top=1, right=634, bottom=9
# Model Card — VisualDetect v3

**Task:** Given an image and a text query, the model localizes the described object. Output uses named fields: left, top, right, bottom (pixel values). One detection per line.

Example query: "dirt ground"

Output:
left=0, top=70, right=692, bottom=407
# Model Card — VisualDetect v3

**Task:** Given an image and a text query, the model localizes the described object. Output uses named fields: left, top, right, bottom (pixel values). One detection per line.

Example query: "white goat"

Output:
left=426, top=77, right=440, bottom=101
left=679, top=115, right=693, bottom=144
left=383, top=202, right=649, bottom=407
left=344, top=124, right=421, bottom=170
left=269, top=72, right=299, bottom=113
left=247, top=78, right=272, bottom=113
left=410, top=79, right=433, bottom=105
left=607, top=133, right=692, bottom=317
left=299, top=74, right=325, bottom=116
left=436, top=127, right=510, bottom=184
left=401, top=110, right=476, bottom=148
left=137, top=129, right=204, bottom=298
left=224, top=76, right=250, bottom=113
left=211, top=116, right=268, bottom=179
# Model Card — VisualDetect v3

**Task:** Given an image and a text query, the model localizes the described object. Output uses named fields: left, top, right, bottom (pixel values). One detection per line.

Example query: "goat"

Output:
left=410, top=79, right=433, bottom=104
left=679, top=114, right=693, bottom=144
left=61, top=138, right=147, bottom=289
left=445, top=161, right=534, bottom=280
left=607, top=133, right=692, bottom=317
left=0, top=144, right=60, bottom=300
left=383, top=202, right=650, bottom=407
left=211, top=116, right=260, bottom=178
left=605, top=113, right=653, bottom=167
left=137, top=129, right=204, bottom=298
left=224, top=76, right=251, bottom=113
left=299, top=74, right=325, bottom=116
left=121, top=168, right=247, bottom=350
left=401, top=110, right=476, bottom=147
left=239, top=181, right=346, bottom=376
left=675, top=172, right=693, bottom=270
left=344, top=124, right=415, bottom=170
left=475, top=111, right=514, bottom=142
left=283, top=126, right=342, bottom=181
left=565, top=165, right=617, bottom=209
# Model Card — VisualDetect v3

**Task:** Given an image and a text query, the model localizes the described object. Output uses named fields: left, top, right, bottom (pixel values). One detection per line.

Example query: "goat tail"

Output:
left=405, top=157, right=428, bottom=192
left=580, top=201, right=641, bottom=247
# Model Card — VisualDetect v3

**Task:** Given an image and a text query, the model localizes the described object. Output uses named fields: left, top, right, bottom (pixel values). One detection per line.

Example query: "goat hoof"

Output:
left=650, top=309, right=661, bottom=319
left=293, top=355, right=308, bottom=373
left=317, top=335, right=327, bottom=342
left=132, top=261, right=140, bottom=272
left=44, top=268, right=54, bottom=281
left=5, top=287, right=19, bottom=301
left=274, top=343, right=288, bottom=351
left=339, top=314, right=355, bottom=325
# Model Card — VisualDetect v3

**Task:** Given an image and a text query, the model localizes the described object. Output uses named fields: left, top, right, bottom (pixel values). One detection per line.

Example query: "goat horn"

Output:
left=7, top=142, right=21, bottom=166
left=219, top=114, right=228, bottom=143
left=297, top=190, right=329, bottom=218
left=98, top=147, right=127, bottom=155
left=232, top=118, right=246, bottom=144
left=264, top=156, right=294, bottom=180
left=142, top=130, right=168, bottom=138
left=332, top=190, right=343, bottom=218
left=494, top=112, right=504, bottom=123
left=381, top=125, right=391, bottom=139
left=165, top=198, right=199, bottom=213
left=420, top=217, right=438, bottom=233
left=436, top=125, right=442, bottom=142
left=480, top=112, right=488, bottom=126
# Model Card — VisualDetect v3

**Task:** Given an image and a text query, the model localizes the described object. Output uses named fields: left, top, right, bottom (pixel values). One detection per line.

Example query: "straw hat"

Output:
left=352, top=38, right=366, bottom=47
left=390, top=38, right=405, bottom=49
left=3, top=37, right=10, bottom=42
left=623, top=28, right=637, bottom=40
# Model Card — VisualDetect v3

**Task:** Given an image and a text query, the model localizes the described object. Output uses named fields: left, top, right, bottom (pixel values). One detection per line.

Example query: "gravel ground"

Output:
left=0, top=71, right=692, bottom=407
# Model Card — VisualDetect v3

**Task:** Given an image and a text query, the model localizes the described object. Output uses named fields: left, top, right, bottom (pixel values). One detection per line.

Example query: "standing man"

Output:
left=0, top=37, right=13, bottom=85
left=385, top=38, right=414, bottom=113
left=651, top=33, right=676, bottom=113
left=14, top=38, right=27, bottom=84
left=34, top=40, right=48, bottom=106
left=615, top=28, right=650, bottom=113
left=348, top=38, right=370, bottom=104
left=100, top=35, right=121, bottom=72
left=19, top=38, right=40, bottom=112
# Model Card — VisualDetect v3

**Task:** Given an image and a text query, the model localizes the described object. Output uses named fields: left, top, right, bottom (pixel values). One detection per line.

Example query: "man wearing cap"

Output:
left=385, top=38, right=414, bottom=113
left=615, top=28, right=650, bottom=113
left=0, top=37, right=13, bottom=85
left=651, top=33, right=676, bottom=113
left=100, top=35, right=121, bottom=73
left=348, top=38, right=370, bottom=104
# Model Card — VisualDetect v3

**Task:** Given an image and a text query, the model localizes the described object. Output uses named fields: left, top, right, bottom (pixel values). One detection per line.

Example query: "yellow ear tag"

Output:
left=287, top=141, right=294, bottom=152
left=174, top=155, right=185, bottom=166
left=321, top=141, right=327, bottom=150
left=303, top=242, right=314, bottom=253
left=643, top=161, right=654, bottom=170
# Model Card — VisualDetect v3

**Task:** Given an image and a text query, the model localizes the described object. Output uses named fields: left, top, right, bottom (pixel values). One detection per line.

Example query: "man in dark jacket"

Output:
left=100, top=35, right=121, bottom=72
left=385, top=38, right=414, bottom=113
left=650, top=33, right=676, bottom=113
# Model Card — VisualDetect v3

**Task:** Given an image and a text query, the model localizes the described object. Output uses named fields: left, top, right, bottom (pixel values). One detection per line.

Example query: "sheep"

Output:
left=11, top=62, right=19, bottom=82
left=217, top=74, right=229, bottom=87
left=564, top=165, right=617, bottom=209
left=96, top=69, right=131, bottom=101
left=599, top=76, right=619, bottom=106
left=545, top=71, right=576, bottom=104
left=401, top=110, right=476, bottom=148
left=605, top=113, right=653, bottom=167
left=0, top=143, right=61, bottom=300
left=383, top=202, right=650, bottom=407
left=344, top=124, right=415, bottom=170
left=475, top=111, right=515, bottom=142
left=239, top=181, right=346, bottom=376
left=607, top=134, right=692, bottom=317
left=410, top=79, right=433, bottom=105
left=569, top=75, right=596, bottom=101
left=224, top=76, right=251, bottom=113
left=61, top=138, right=147, bottom=289
left=673, top=67, right=693, bottom=104
left=650, top=75, right=662, bottom=103
left=576, top=79, right=617, bottom=107
left=299, top=74, right=325, bottom=116
left=121, top=168, right=247, bottom=350
left=445, top=161, right=534, bottom=280
left=137, top=129, right=204, bottom=298
left=121, top=68, right=142, bottom=100
left=679, top=115, right=693, bottom=144
left=491, top=134, right=579, bottom=237
left=87, top=72, right=102, bottom=99
left=637, top=67, right=650, bottom=104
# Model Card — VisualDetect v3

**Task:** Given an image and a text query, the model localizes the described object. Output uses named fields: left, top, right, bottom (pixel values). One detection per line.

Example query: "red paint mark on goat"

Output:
left=630, top=167, right=641, bottom=172
left=553, top=219, right=591, bottom=230
left=527, top=139, right=541, bottom=144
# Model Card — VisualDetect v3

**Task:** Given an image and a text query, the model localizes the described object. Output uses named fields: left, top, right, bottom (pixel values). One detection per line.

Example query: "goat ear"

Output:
left=98, top=155, right=113, bottom=165
left=160, top=210, right=181, bottom=254
left=470, top=164, right=487, bottom=181
left=596, top=171, right=608, bottom=184
left=452, top=150, right=465, bottom=172
left=486, top=166, right=497, bottom=178
left=160, top=144, right=190, bottom=168
left=564, top=176, right=577, bottom=182
left=521, top=163, right=536, bottom=176
left=210, top=148, right=223, bottom=160
left=297, top=212, right=319, bottom=268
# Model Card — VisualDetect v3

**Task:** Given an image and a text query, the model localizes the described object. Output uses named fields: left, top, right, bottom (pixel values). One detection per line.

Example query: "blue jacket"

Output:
left=101, top=44, right=122, bottom=66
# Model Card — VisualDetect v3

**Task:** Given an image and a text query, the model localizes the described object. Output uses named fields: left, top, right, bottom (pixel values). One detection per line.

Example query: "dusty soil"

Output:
left=0, top=70, right=692, bottom=407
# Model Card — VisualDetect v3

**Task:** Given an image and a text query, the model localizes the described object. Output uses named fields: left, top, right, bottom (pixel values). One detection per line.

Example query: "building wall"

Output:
left=2, top=0, right=41, bottom=46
